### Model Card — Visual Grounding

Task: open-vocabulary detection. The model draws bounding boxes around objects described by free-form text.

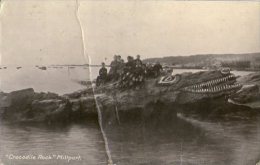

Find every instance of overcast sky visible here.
[1,0,260,66]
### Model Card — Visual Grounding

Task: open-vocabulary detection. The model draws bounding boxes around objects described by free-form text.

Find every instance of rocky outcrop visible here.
[230,85,259,104]
[0,88,97,123]
[1,70,260,123]
[230,72,260,108]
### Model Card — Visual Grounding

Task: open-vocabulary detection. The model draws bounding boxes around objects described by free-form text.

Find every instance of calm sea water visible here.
[0,66,259,165]
[0,120,107,165]
[0,66,91,95]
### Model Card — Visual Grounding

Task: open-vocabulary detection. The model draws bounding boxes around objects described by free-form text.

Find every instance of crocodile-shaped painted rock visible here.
[94,70,242,110]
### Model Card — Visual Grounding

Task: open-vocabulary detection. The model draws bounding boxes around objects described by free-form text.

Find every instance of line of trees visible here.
[221,61,251,69]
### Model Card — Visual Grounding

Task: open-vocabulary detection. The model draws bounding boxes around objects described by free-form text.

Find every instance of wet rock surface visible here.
[231,72,260,108]
[230,85,259,104]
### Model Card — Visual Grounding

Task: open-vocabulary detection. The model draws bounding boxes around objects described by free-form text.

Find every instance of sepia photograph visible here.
[0,0,260,165]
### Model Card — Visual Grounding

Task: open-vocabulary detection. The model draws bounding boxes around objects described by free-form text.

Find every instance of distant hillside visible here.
[143,52,260,70]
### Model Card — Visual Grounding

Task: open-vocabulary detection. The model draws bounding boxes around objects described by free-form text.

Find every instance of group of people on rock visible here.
[96,55,163,88]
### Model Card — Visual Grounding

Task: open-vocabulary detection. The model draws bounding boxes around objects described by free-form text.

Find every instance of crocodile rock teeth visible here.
[184,74,239,94]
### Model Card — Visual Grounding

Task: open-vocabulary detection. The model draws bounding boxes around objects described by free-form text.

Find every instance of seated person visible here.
[132,60,145,88]
[153,61,163,77]
[96,62,107,86]
[145,63,154,78]
[119,57,146,89]
[119,56,135,89]
[125,56,135,71]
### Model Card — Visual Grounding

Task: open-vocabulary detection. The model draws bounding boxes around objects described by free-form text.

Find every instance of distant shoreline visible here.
[1,52,260,72]
[0,65,259,72]
[166,66,260,72]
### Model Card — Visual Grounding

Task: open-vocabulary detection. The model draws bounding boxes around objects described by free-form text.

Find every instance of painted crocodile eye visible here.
[158,74,181,85]
[220,67,230,75]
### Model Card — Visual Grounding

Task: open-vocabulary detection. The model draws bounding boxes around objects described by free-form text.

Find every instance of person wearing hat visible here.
[96,62,108,86]
[134,54,142,65]
[119,56,135,89]
[133,60,145,88]
[153,61,163,77]
[116,55,125,76]
[108,55,120,81]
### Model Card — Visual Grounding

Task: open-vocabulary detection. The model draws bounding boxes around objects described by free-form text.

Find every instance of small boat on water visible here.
[39,66,47,70]
[17,67,22,69]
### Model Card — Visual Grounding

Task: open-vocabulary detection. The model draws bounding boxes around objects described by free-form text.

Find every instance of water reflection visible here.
[0,119,107,165]
[102,104,260,165]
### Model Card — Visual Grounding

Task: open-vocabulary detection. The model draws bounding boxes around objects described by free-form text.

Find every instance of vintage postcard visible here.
[0,0,260,165]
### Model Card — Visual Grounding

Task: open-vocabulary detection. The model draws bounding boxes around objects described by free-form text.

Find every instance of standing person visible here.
[135,54,142,65]
[109,55,118,75]
[108,55,119,81]
[96,62,107,86]
[125,56,135,72]
[117,55,125,76]
[117,55,124,63]
[153,61,163,77]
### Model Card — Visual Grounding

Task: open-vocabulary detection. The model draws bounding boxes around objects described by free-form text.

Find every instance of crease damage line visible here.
[74,0,114,164]
[0,0,4,90]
